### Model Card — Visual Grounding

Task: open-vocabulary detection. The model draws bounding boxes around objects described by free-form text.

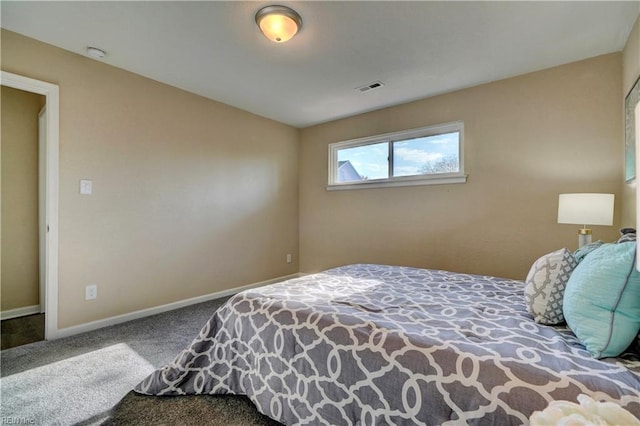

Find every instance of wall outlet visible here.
[85,284,97,300]
[286,253,292,264]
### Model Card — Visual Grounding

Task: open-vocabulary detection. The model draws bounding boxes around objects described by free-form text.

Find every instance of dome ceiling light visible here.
[255,5,302,43]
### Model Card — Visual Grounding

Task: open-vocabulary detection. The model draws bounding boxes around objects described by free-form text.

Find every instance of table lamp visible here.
[558,193,614,248]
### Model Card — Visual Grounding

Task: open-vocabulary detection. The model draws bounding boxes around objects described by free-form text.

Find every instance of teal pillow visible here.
[563,242,640,358]
[572,240,603,263]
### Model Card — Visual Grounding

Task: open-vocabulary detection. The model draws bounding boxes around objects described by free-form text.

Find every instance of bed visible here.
[135,264,640,425]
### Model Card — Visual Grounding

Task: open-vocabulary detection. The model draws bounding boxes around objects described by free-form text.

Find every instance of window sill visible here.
[326,174,468,191]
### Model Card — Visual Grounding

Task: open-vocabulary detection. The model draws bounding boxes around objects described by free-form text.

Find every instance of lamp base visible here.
[578,228,592,248]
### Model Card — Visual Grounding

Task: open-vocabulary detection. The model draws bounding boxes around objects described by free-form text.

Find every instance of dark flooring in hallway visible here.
[1,313,45,350]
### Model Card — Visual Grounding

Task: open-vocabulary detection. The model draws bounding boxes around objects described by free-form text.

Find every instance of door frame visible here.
[39,106,47,314]
[2,71,59,340]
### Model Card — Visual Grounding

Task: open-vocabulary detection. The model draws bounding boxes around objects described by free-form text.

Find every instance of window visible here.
[328,121,466,190]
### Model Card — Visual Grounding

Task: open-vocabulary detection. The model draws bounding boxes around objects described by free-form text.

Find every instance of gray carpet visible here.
[0,297,282,426]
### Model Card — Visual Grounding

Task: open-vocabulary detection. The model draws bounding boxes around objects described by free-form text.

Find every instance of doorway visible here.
[1,86,45,349]
[1,71,59,342]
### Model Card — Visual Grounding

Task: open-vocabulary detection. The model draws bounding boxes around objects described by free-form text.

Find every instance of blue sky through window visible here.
[394,132,459,176]
[337,132,459,180]
[338,142,388,180]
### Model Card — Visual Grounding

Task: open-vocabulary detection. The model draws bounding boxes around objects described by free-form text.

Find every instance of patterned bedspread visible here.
[135,264,640,425]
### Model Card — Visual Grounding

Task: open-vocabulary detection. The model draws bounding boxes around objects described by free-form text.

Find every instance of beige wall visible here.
[0,24,631,328]
[1,30,299,328]
[621,14,640,228]
[1,86,44,311]
[300,54,622,280]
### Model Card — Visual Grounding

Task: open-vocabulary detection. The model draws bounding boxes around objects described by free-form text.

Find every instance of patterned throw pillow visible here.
[616,227,636,244]
[524,248,578,325]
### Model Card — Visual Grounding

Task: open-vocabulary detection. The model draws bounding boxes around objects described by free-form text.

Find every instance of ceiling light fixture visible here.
[255,5,302,43]
[86,46,106,59]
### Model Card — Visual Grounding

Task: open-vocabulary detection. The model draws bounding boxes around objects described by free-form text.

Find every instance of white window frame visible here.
[327,121,467,190]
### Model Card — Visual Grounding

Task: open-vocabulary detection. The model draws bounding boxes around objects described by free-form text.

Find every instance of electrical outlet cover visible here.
[85,284,97,300]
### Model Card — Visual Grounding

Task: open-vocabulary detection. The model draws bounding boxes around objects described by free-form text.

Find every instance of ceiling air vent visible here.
[356,81,384,93]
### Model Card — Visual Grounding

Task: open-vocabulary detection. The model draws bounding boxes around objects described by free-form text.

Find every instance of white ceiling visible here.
[2,1,638,128]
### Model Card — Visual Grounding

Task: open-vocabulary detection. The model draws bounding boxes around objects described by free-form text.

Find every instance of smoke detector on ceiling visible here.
[86,46,106,59]
[356,81,384,93]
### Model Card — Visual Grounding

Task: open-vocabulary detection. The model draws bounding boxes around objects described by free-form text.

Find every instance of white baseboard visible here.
[55,273,301,339]
[1,304,42,320]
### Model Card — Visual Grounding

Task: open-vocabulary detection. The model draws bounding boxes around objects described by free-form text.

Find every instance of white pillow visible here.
[524,248,577,325]
[530,394,640,426]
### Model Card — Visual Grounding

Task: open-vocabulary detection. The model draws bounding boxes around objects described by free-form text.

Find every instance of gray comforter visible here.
[135,264,640,425]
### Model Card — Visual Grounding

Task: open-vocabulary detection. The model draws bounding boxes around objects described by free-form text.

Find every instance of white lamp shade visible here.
[558,193,614,226]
